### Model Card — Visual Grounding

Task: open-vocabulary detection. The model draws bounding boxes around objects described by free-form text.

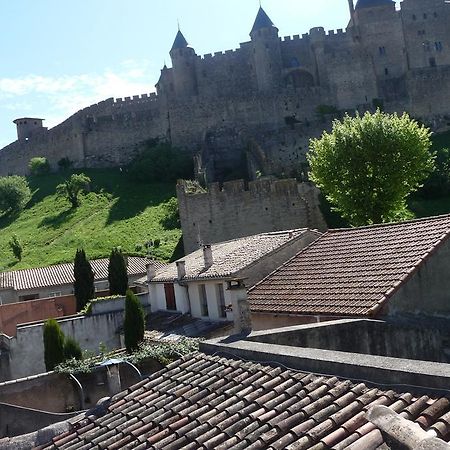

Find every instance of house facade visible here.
[142,229,322,322]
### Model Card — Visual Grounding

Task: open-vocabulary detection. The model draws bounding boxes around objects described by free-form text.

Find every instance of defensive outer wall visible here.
[177,178,327,254]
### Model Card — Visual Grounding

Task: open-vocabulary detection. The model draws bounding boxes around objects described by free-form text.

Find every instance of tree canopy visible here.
[108,247,128,295]
[56,173,91,208]
[74,249,95,311]
[308,110,434,226]
[0,175,31,215]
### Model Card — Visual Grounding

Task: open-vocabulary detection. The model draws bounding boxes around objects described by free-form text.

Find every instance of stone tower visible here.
[13,118,45,141]
[169,29,198,98]
[250,7,283,92]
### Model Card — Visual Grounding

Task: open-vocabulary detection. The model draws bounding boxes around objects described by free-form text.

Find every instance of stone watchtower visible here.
[250,7,283,92]
[169,29,198,98]
[13,118,45,142]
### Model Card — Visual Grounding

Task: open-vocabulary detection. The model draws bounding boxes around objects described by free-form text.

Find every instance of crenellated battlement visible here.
[201,47,241,60]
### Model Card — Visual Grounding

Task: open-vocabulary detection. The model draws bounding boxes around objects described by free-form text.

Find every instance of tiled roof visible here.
[249,214,450,316]
[0,257,162,292]
[148,229,316,283]
[251,6,276,33]
[171,30,188,50]
[38,352,450,450]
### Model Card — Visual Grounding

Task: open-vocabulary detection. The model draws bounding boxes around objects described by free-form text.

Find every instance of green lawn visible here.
[0,169,182,271]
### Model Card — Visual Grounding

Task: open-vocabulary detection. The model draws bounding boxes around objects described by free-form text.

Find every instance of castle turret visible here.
[13,118,46,141]
[250,7,282,92]
[169,29,198,98]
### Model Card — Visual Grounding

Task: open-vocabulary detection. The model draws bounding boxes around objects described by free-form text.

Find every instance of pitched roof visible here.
[249,214,450,316]
[38,352,450,449]
[251,6,276,34]
[148,229,317,283]
[171,30,188,51]
[0,257,163,292]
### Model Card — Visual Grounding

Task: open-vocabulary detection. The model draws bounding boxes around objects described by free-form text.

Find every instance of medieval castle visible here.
[1,0,449,180]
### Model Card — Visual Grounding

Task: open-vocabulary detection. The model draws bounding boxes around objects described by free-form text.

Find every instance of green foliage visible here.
[0,175,31,215]
[74,249,95,311]
[43,319,65,371]
[9,234,23,261]
[0,169,181,271]
[58,157,73,171]
[29,157,50,176]
[56,173,91,208]
[55,338,200,374]
[127,141,194,183]
[160,197,180,229]
[64,337,82,361]
[124,290,145,354]
[418,147,450,198]
[79,295,122,316]
[108,247,128,295]
[308,110,434,226]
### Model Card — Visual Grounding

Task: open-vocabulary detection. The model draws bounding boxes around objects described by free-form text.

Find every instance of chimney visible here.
[176,260,186,279]
[146,262,156,282]
[227,279,252,335]
[203,244,213,268]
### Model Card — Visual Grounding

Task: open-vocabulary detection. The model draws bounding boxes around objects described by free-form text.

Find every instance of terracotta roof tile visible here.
[249,214,450,316]
[38,353,450,450]
[149,229,316,283]
[0,256,162,291]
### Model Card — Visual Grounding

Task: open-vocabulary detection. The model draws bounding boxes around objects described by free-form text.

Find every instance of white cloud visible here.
[0,59,156,129]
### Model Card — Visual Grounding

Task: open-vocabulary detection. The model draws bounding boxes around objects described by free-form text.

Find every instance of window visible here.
[384,68,389,76]
[429,57,437,67]
[423,13,427,19]
[435,42,443,52]
[48,292,62,298]
[199,284,209,317]
[434,12,438,18]
[164,283,176,311]
[379,46,386,56]
[216,284,226,318]
[412,14,416,20]
[19,293,39,302]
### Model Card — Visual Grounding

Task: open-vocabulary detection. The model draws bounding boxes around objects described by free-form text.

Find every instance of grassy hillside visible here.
[0,169,182,271]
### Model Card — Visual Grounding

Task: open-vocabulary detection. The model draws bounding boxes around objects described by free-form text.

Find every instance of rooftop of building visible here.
[143,229,320,284]
[0,256,164,291]
[251,6,276,34]
[249,214,450,317]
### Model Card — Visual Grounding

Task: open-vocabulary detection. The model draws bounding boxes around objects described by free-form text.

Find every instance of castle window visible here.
[423,13,427,19]
[412,14,416,20]
[435,42,443,52]
[384,68,389,75]
[379,46,386,56]
[433,12,437,18]
[429,57,436,67]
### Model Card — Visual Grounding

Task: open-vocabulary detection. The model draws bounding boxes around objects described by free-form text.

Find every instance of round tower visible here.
[169,30,198,98]
[13,118,45,141]
[250,7,283,93]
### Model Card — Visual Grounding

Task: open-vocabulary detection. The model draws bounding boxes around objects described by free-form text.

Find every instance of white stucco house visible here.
[138,229,322,322]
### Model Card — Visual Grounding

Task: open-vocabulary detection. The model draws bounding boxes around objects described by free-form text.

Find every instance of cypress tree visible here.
[74,249,95,311]
[124,289,145,354]
[43,319,65,371]
[108,247,128,295]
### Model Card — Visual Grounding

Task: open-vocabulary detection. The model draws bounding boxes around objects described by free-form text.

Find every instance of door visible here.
[164,283,176,311]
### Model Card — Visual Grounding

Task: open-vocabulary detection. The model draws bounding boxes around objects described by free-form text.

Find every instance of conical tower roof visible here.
[251,7,276,34]
[171,30,189,51]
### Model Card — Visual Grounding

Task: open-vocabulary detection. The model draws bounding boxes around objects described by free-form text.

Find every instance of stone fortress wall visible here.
[1,0,450,180]
[177,178,327,253]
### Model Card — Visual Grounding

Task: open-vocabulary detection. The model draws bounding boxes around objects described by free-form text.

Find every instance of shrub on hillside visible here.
[56,173,91,208]
[124,290,145,354]
[9,234,23,261]
[29,157,50,176]
[0,175,31,215]
[128,141,194,183]
[161,197,180,229]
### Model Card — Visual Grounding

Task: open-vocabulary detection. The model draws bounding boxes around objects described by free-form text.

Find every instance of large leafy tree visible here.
[74,249,95,311]
[123,289,145,354]
[308,110,434,226]
[43,319,65,371]
[56,173,91,208]
[0,175,31,215]
[108,247,128,295]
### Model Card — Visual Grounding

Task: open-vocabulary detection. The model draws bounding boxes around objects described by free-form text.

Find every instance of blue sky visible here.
[0,1,365,149]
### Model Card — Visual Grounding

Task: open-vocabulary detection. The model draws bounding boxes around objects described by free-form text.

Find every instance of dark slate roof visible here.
[251,7,276,33]
[171,30,188,50]
[355,0,394,9]
[249,214,450,316]
[0,257,165,291]
[38,352,450,449]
